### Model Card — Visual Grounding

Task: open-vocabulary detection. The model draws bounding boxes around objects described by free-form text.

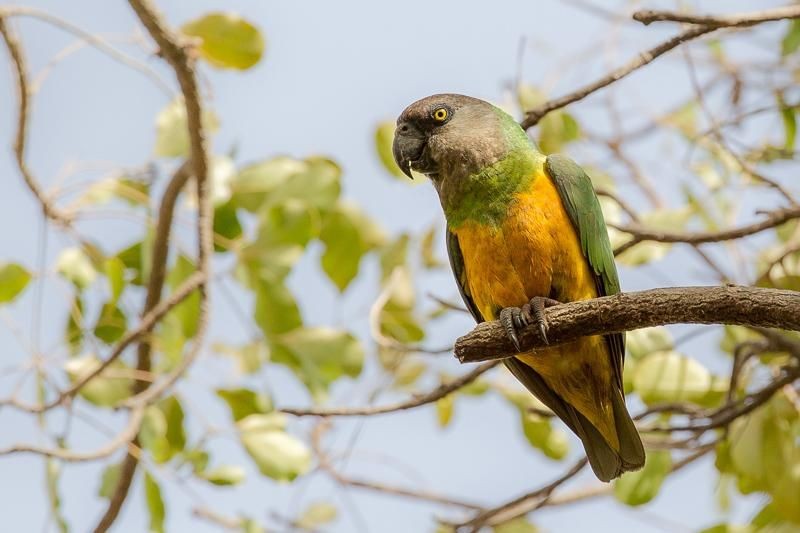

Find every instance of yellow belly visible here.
[451,168,617,445]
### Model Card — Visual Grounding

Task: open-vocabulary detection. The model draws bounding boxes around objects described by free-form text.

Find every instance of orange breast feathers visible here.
[451,168,599,317]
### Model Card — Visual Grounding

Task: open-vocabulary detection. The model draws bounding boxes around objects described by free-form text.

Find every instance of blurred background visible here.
[0,0,798,532]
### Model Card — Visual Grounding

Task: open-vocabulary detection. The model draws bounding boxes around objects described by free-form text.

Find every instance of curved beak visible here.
[392,122,426,179]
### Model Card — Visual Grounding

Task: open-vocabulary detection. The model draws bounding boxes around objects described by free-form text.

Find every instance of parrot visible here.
[391,93,645,481]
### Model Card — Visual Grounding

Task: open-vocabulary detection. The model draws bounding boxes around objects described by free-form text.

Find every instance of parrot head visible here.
[392,93,529,183]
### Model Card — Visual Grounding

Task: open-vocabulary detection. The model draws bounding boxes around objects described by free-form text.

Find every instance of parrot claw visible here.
[522,296,562,346]
[499,307,524,352]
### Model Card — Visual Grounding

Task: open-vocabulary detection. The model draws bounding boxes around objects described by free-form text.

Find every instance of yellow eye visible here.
[432,107,448,122]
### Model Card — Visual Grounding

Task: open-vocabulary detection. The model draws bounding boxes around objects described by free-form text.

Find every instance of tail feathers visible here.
[573,390,645,482]
[503,358,645,482]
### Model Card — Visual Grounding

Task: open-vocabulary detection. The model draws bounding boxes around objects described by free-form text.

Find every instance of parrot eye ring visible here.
[431,107,449,123]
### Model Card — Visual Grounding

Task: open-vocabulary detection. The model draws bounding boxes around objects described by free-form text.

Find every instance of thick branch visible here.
[455,286,800,363]
[633,6,800,27]
[520,4,800,128]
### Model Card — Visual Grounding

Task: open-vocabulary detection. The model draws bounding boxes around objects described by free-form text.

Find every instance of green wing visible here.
[545,154,625,389]
[446,227,483,323]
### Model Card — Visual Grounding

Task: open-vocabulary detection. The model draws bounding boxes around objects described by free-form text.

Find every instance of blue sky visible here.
[0,0,787,531]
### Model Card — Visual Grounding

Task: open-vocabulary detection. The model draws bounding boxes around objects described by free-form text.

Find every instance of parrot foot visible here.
[499,297,561,352]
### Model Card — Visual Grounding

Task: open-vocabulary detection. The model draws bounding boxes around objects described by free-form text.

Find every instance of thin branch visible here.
[0,16,73,225]
[633,6,800,27]
[281,361,499,417]
[520,4,800,128]
[455,286,800,363]
[612,205,800,256]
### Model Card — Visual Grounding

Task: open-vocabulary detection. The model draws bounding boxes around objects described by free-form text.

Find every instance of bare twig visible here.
[0,16,73,225]
[281,361,499,417]
[633,6,800,27]
[521,4,800,128]
[455,286,800,363]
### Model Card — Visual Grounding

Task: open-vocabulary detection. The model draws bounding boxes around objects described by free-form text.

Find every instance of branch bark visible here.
[633,6,800,27]
[455,286,800,363]
[520,4,800,128]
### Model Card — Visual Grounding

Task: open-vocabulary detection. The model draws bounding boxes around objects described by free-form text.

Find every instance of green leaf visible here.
[296,502,338,530]
[633,351,715,405]
[154,97,219,158]
[520,410,568,460]
[538,111,580,154]
[201,465,246,486]
[167,255,201,338]
[183,448,210,475]
[615,207,693,266]
[65,355,133,407]
[104,257,125,303]
[140,396,186,463]
[614,450,672,506]
[375,121,405,178]
[626,327,673,360]
[781,19,800,56]
[241,519,266,533]
[213,199,243,252]
[216,388,273,421]
[780,99,797,151]
[98,463,121,499]
[272,327,364,399]
[493,517,539,533]
[378,267,424,344]
[436,393,454,428]
[93,302,127,344]
[181,12,265,70]
[57,248,96,289]
[46,459,69,533]
[0,262,31,303]
[420,225,443,268]
[253,279,302,337]
[144,473,165,533]
[161,396,186,457]
[319,201,385,291]
[117,241,145,286]
[230,156,307,212]
[65,295,84,355]
[238,414,311,482]
[213,342,268,374]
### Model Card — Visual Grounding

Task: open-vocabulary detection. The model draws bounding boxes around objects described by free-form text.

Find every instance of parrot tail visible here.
[503,358,645,482]
[573,388,645,482]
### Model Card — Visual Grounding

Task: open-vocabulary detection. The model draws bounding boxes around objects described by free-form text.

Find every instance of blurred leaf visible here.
[155,97,219,158]
[213,342,268,374]
[93,302,127,344]
[253,278,302,337]
[520,409,569,460]
[375,121,405,178]
[296,502,338,530]
[538,111,580,154]
[140,396,185,463]
[98,463,121,499]
[238,414,311,482]
[167,255,201,338]
[45,459,68,533]
[183,448,210,475]
[64,295,84,355]
[213,199,243,252]
[241,519,266,533]
[615,208,693,266]
[614,450,672,506]
[781,19,800,56]
[117,241,146,286]
[161,396,186,458]
[626,327,673,360]
[436,393,454,428]
[57,248,96,289]
[380,234,410,281]
[104,257,125,303]
[421,225,443,268]
[0,262,31,303]
[78,176,150,207]
[779,98,797,151]
[633,351,717,405]
[64,355,133,407]
[144,473,165,533]
[229,157,307,212]
[201,465,246,486]
[217,388,273,421]
[181,12,265,70]
[517,84,546,111]
[493,517,539,533]
[272,327,364,399]
[319,201,385,291]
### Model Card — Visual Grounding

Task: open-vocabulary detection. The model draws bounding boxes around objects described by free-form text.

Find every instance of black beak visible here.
[392,122,426,179]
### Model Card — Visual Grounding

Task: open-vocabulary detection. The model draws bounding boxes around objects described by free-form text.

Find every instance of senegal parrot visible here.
[392,94,645,481]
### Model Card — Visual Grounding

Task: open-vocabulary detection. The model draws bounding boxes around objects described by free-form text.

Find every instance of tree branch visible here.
[633,6,800,27]
[0,15,73,225]
[520,4,800,128]
[611,205,800,256]
[455,286,800,363]
[281,361,499,417]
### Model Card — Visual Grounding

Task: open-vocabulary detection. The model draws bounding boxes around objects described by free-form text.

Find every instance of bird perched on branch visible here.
[392,94,644,481]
